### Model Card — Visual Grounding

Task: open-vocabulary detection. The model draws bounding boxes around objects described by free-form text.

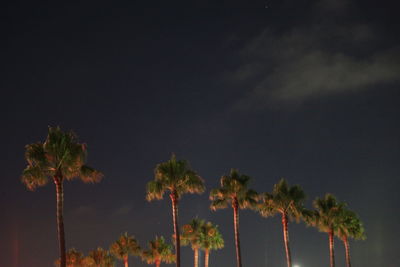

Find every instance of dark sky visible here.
[1,1,399,266]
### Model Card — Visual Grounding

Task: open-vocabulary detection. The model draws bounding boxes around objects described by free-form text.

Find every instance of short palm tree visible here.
[181,218,204,267]
[200,221,224,267]
[22,127,102,267]
[310,194,346,267]
[102,254,116,267]
[55,248,86,267]
[87,247,116,267]
[141,236,175,267]
[257,179,307,267]
[336,209,366,267]
[146,154,205,267]
[110,233,141,267]
[209,169,258,267]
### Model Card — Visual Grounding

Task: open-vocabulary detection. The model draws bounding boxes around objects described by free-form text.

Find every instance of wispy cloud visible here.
[230,1,400,109]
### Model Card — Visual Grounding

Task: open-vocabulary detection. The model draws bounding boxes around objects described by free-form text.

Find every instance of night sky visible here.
[1,1,399,266]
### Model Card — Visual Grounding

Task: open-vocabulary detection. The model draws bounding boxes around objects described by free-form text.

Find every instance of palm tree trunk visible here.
[329,228,335,267]
[194,248,199,267]
[54,176,66,267]
[170,191,181,267]
[233,198,242,267]
[124,256,129,267]
[343,237,351,267]
[204,249,210,267]
[282,213,292,267]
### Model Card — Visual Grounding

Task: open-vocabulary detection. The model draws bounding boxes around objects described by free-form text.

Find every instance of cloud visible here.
[230,3,400,109]
[242,48,399,108]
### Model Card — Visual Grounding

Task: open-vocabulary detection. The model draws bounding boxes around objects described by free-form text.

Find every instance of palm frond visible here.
[257,193,277,217]
[239,189,259,209]
[210,198,229,211]
[79,165,103,183]
[21,165,49,190]
[146,180,166,201]
[25,143,47,166]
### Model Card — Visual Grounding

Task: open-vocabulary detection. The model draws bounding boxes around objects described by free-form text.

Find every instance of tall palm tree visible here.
[181,218,204,267]
[336,209,366,267]
[199,221,224,267]
[257,179,307,267]
[146,154,205,267]
[55,248,86,267]
[209,169,258,267]
[110,233,141,267]
[22,127,103,267]
[310,194,345,267]
[141,236,175,267]
[87,247,116,267]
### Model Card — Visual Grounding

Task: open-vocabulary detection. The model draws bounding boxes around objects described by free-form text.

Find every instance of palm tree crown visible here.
[146,154,205,201]
[87,247,116,267]
[141,236,175,267]
[336,209,366,241]
[88,247,107,265]
[258,179,306,220]
[54,248,85,267]
[22,126,102,190]
[312,194,346,232]
[200,221,224,252]
[209,169,258,211]
[110,233,141,267]
[181,218,204,250]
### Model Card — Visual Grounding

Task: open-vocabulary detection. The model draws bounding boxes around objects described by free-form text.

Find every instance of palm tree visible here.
[199,221,224,267]
[87,247,116,267]
[55,248,86,267]
[310,194,346,267]
[102,254,116,267]
[22,127,103,267]
[181,218,204,267]
[257,179,307,267]
[336,209,366,267]
[146,154,205,267]
[110,233,141,267]
[209,169,258,267]
[141,236,175,267]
